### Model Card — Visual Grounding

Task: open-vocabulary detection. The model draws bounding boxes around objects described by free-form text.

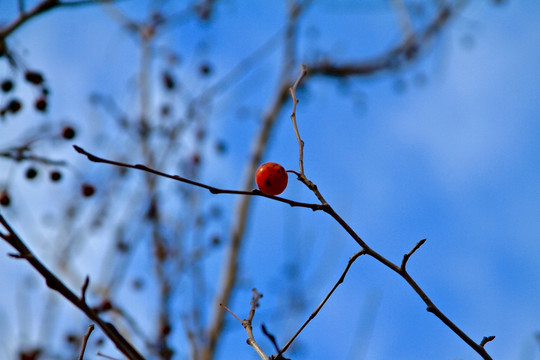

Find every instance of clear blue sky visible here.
[1,1,539,359]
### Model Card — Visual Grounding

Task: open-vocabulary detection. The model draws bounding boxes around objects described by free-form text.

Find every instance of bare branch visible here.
[278,250,366,356]
[401,238,427,271]
[0,0,112,41]
[287,65,328,205]
[97,353,121,360]
[306,1,468,78]
[261,324,280,354]
[289,64,307,176]
[78,324,95,360]
[0,214,145,360]
[219,303,242,323]
[222,289,269,360]
[73,145,325,212]
[0,149,68,166]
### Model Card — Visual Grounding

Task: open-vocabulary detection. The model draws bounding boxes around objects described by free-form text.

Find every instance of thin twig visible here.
[321,206,494,359]
[73,145,326,212]
[219,304,242,323]
[222,289,269,360]
[401,238,427,271]
[306,1,468,78]
[261,324,280,354]
[0,150,68,166]
[289,64,308,175]
[78,324,95,360]
[97,352,121,360]
[0,0,111,40]
[278,250,366,357]
[288,65,328,205]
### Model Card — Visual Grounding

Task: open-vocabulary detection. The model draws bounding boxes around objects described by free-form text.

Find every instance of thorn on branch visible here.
[480,335,496,348]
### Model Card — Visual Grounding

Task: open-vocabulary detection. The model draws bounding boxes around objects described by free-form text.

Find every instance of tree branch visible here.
[73,145,325,212]
[78,324,95,360]
[401,238,427,271]
[306,1,468,78]
[221,289,269,360]
[0,214,145,360]
[0,0,111,41]
[278,250,366,357]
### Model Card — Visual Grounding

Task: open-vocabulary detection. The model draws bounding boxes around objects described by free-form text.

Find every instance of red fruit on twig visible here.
[255,162,288,195]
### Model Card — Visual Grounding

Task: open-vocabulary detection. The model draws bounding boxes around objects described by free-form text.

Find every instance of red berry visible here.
[24,71,44,85]
[7,99,22,114]
[81,183,95,197]
[50,170,62,182]
[25,167,38,179]
[1,79,13,92]
[61,126,76,139]
[0,190,10,207]
[34,97,47,112]
[255,162,288,196]
[162,72,175,90]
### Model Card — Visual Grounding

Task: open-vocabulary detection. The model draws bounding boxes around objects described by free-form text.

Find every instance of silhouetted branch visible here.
[401,238,427,271]
[287,65,327,205]
[0,148,67,166]
[261,324,280,354]
[278,250,366,357]
[74,138,494,359]
[73,145,325,212]
[306,1,468,78]
[221,289,269,360]
[0,214,145,360]
[282,64,494,360]
[289,64,307,176]
[78,324,95,360]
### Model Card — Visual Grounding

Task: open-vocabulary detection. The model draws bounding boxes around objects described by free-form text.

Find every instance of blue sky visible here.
[1,1,540,359]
